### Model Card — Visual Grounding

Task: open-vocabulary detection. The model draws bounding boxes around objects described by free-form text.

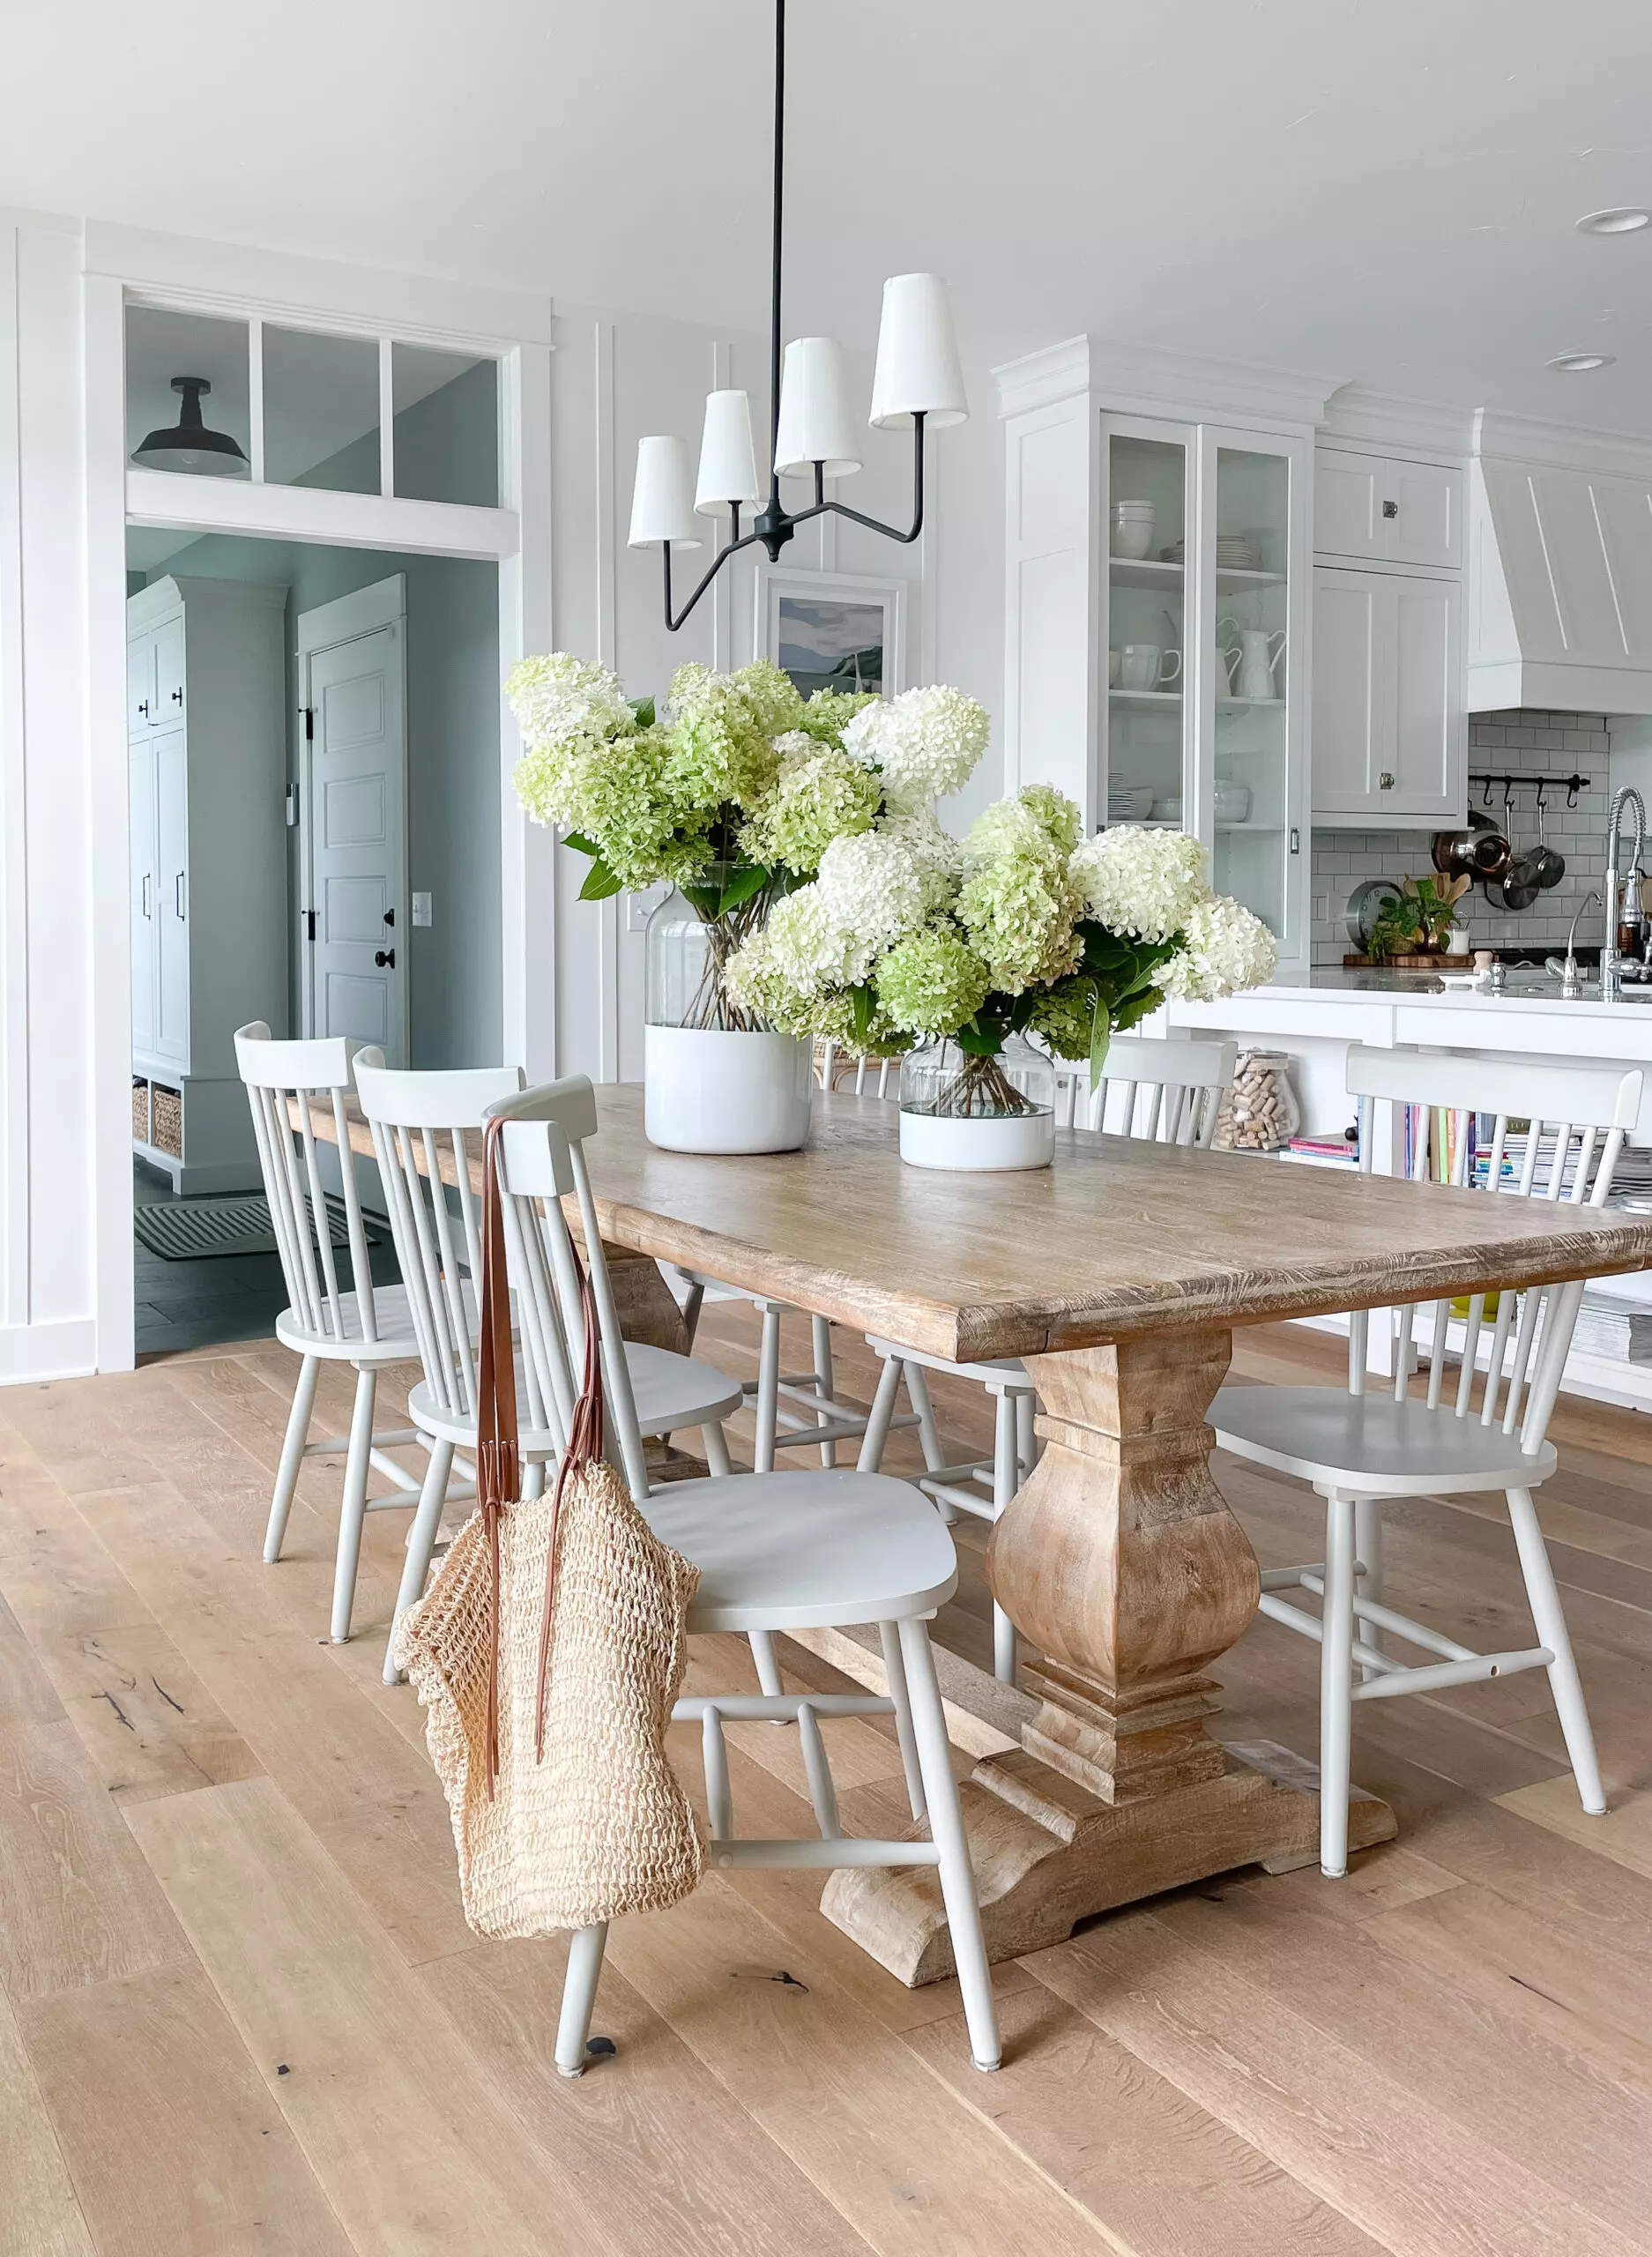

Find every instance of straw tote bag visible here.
[392,1116,704,1938]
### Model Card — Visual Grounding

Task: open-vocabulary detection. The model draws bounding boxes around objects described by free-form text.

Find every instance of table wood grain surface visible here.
[301,1083,1652,1982]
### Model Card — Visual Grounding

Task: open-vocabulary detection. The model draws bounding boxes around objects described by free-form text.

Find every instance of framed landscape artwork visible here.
[759,569,904,700]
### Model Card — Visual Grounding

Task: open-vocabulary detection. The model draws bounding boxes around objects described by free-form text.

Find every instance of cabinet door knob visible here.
[374,948,396,970]
[170,687,183,705]
[138,699,149,717]
[1381,499,1399,518]
[1379,771,1395,790]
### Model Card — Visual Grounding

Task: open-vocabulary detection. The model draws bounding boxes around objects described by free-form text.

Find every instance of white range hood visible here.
[1470,413,1652,714]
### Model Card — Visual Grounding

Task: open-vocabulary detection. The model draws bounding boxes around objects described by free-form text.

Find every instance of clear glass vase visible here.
[898,1034,1056,1172]
[644,866,775,1033]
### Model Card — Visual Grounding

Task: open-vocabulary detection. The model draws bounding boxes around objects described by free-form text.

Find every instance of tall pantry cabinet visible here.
[128,575,289,1193]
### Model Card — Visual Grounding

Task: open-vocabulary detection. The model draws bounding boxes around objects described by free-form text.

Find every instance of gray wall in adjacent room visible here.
[138,531,501,1069]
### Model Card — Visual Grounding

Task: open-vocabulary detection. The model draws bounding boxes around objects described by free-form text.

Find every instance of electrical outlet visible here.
[412,892,432,927]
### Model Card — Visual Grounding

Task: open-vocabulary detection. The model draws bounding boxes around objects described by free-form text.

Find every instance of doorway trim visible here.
[296,574,410,1064]
[81,228,554,1375]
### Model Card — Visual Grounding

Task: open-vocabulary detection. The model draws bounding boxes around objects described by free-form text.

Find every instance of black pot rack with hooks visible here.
[1470,771,1591,810]
[658,0,929,632]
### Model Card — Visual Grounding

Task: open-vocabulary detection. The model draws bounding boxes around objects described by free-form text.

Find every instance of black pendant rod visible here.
[660,0,929,630]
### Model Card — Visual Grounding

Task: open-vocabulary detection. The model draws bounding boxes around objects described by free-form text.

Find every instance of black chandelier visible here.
[628,0,968,631]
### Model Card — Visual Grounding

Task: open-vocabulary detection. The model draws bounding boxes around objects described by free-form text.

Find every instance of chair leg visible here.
[1507,1486,1605,1815]
[754,1305,783,1475]
[897,1618,1001,2071]
[748,1628,784,1697]
[904,1364,946,1474]
[1353,1494,1385,1680]
[811,1315,837,1468]
[1320,1491,1358,1878]
[554,1921,611,2078]
[856,1352,904,1472]
[264,1354,319,1564]
[679,1277,705,1350]
[330,1365,377,1645]
[701,1421,733,1478]
[384,1437,453,1686]
[990,1391,1019,1684]
[879,1620,926,1821]
[1015,1387,1038,1479]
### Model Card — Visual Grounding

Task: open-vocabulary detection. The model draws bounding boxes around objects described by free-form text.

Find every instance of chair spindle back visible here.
[1052,1032,1238,1143]
[234,1022,376,1345]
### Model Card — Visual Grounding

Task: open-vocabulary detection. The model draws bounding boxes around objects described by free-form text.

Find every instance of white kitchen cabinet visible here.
[1311,565,1463,823]
[1315,448,1462,572]
[128,574,289,1192]
[998,339,1331,987]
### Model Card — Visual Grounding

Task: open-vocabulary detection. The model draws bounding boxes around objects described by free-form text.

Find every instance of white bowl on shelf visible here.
[1151,797,1183,823]
[1109,501,1156,560]
[1214,783,1252,823]
[1106,786,1155,823]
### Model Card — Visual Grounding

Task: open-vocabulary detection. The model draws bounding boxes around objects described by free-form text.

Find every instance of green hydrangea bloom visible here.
[576,726,716,889]
[742,741,882,872]
[1018,783,1083,854]
[667,662,790,808]
[956,846,1083,995]
[1026,976,1098,1063]
[798,686,878,743]
[874,926,991,1039]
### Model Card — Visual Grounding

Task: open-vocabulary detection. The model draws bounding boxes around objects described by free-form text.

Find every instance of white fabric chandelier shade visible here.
[869,273,969,431]
[773,338,861,478]
[628,436,701,549]
[695,390,763,519]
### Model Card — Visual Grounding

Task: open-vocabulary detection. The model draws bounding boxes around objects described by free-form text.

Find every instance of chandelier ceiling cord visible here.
[628,0,969,631]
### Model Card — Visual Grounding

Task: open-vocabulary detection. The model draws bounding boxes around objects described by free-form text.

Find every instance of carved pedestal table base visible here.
[821,1327,1395,1981]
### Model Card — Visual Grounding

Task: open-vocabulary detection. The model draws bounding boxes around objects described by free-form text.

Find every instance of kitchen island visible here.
[1168,972,1652,1410]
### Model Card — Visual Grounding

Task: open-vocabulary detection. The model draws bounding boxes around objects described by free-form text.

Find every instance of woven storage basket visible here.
[151,1084,182,1157]
[130,1078,150,1144]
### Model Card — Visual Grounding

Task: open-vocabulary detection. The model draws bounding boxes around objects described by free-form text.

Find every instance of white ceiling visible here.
[12,0,1652,431]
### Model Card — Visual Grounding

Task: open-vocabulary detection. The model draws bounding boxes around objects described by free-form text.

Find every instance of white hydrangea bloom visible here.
[842,685,990,806]
[1070,826,1208,943]
[764,885,853,989]
[878,803,964,916]
[813,831,928,982]
[506,652,633,749]
[770,729,815,757]
[1157,896,1278,1001]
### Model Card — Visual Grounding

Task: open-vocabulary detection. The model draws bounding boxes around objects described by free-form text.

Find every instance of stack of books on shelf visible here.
[1279,1134,1360,1169]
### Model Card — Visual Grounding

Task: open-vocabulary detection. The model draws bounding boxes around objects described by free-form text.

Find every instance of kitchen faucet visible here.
[1603,786,1647,1000]
[1559,891,1602,997]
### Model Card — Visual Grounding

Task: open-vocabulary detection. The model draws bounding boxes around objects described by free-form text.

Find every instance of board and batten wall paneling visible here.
[545,304,958,1087]
[0,212,100,1382]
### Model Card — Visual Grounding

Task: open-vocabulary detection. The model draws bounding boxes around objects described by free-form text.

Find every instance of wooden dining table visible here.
[304,1082,1652,1987]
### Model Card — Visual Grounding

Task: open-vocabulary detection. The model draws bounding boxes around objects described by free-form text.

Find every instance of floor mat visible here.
[133,1194,380,1263]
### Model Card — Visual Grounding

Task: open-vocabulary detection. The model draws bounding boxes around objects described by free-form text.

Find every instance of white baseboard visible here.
[0,1318,99,1386]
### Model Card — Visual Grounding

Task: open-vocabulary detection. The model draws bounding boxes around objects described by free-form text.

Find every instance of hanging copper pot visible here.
[1431,823,1510,882]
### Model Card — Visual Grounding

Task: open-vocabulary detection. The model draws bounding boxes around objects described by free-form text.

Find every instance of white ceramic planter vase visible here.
[644,1024,813,1154]
[897,1107,1054,1172]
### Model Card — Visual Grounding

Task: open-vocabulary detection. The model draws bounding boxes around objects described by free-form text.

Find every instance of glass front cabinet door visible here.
[1100,414,1309,984]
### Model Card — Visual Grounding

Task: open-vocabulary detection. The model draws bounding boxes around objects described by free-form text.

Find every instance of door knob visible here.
[375,948,396,969]
[1381,499,1399,519]
[1379,771,1395,790]
[171,688,183,705]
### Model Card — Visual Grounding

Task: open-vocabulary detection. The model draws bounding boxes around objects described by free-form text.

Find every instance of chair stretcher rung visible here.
[770,1418,882,1452]
[919,1479,998,1522]
[1351,1647,1552,1700]
[1257,1592,1394,1677]
[363,1489,424,1511]
[703,1837,941,1869]
[1299,1573,1479,1664]
[676,1694,894,1721]
[1260,1562,1324,1591]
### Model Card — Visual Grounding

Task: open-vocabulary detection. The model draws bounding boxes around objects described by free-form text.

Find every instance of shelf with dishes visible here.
[1108,689,1284,709]
[1109,555,1285,593]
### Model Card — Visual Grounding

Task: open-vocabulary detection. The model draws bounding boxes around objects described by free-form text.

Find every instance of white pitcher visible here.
[1235,628,1286,701]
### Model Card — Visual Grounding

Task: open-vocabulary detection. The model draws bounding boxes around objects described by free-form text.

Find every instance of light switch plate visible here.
[412,891,433,927]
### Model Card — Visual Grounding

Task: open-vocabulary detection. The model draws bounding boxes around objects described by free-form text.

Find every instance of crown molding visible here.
[1473,407,1652,481]
[993,334,1341,431]
[1318,385,1472,461]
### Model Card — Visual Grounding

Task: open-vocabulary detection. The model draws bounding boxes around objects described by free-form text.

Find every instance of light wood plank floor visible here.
[4,1308,1652,2254]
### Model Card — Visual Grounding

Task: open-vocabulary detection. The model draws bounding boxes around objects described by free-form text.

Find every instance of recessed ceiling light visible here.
[1546,351,1616,372]
[1576,207,1651,235]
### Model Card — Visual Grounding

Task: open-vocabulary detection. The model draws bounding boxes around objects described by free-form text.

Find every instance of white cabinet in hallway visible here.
[128,575,289,1193]
[1311,564,1462,823]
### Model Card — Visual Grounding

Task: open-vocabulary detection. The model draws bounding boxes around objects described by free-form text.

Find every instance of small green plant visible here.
[1366,873,1469,960]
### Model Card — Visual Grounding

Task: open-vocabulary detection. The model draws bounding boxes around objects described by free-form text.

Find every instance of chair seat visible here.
[407,1342,744,1451]
[644,1470,957,1631]
[275,1285,423,1364]
[866,1336,1031,1390]
[1212,1382,1557,1496]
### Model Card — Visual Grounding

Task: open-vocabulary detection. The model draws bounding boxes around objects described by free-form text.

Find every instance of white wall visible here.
[0,211,98,1382]
[541,309,1008,1085]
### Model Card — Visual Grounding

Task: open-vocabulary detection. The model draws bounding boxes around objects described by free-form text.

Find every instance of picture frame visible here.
[758,568,905,701]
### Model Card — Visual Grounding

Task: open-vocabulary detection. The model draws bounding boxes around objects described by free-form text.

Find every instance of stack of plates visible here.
[1106,786,1155,823]
[1158,537,1261,571]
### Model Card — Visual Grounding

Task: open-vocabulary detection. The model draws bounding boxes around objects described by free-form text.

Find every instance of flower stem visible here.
[917,1052,1038,1119]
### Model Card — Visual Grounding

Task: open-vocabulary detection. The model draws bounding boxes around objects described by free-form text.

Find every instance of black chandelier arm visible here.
[783,414,930,547]
[660,518,766,634]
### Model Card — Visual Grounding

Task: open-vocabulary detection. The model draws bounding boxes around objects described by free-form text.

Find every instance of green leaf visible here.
[956,1017,1006,1059]
[562,831,601,858]
[1088,997,1113,1091]
[631,696,656,728]
[577,859,622,902]
[851,984,875,1044]
[714,863,770,917]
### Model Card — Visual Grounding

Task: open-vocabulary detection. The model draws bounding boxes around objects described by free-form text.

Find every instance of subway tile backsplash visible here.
[1311,711,1612,965]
